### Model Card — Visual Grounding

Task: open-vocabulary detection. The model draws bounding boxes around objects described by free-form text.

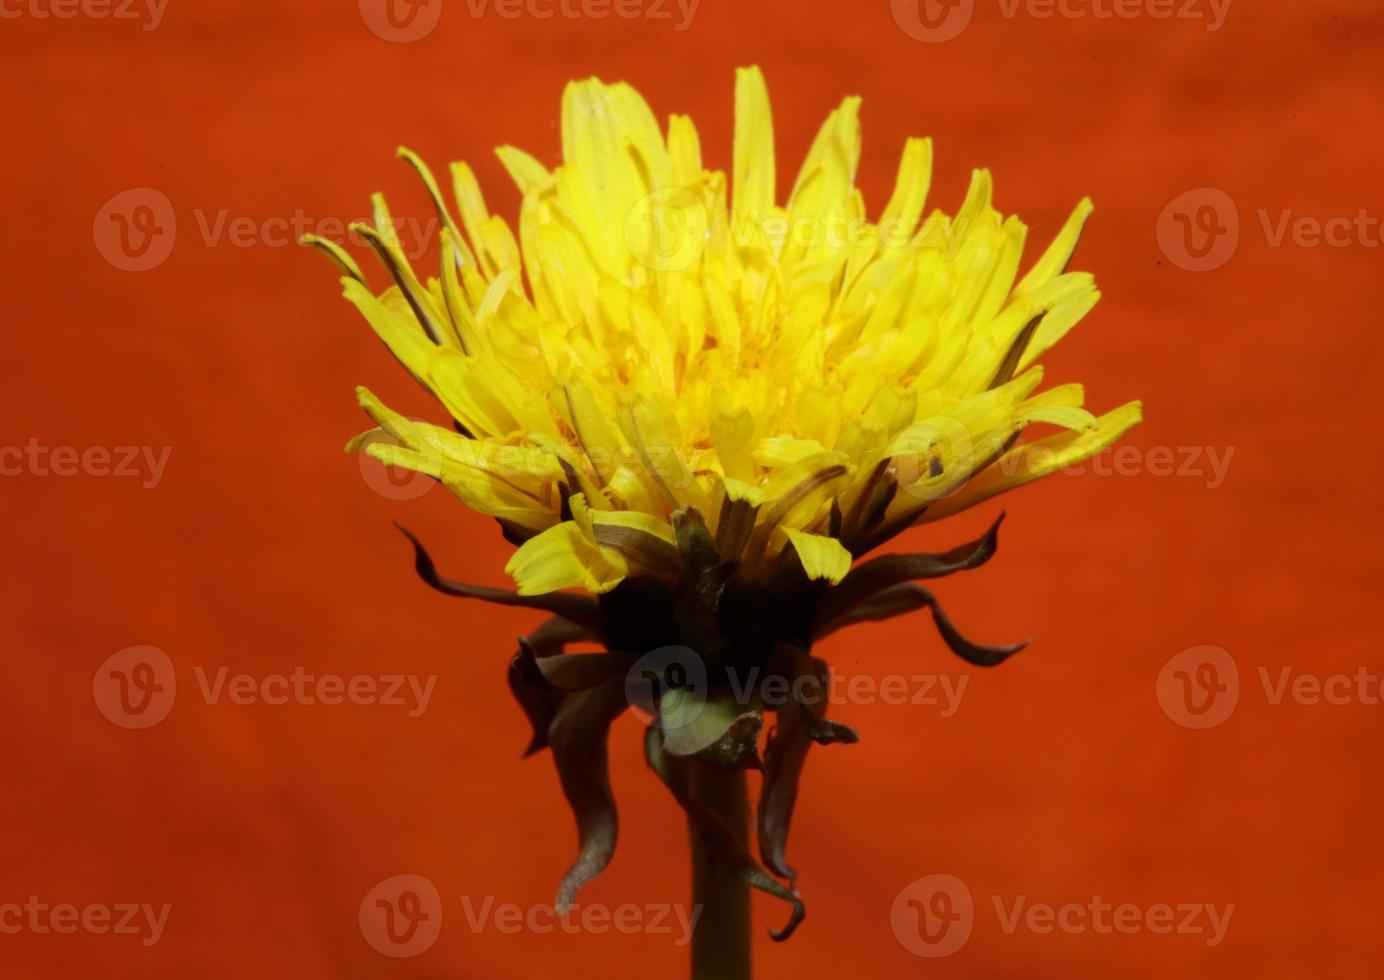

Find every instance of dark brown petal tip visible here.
[644,727,806,942]
[813,581,1027,665]
[535,650,639,692]
[807,718,860,746]
[526,616,595,651]
[508,640,559,758]
[395,523,605,637]
[814,513,1006,638]
[510,617,596,756]
[759,650,855,886]
[759,715,809,884]
[549,682,629,914]
[914,585,1029,667]
[811,582,932,640]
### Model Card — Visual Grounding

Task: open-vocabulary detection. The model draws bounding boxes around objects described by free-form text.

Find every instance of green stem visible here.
[687,765,752,980]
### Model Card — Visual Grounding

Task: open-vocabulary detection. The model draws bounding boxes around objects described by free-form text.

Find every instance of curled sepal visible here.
[826,583,1027,666]
[527,616,596,650]
[643,727,806,942]
[396,524,605,637]
[814,513,1005,634]
[808,717,859,746]
[910,584,1028,667]
[812,581,934,640]
[536,650,638,691]
[549,681,629,913]
[759,718,809,882]
[771,644,861,748]
[508,640,559,758]
[508,618,592,757]
[758,650,853,883]
[661,689,763,770]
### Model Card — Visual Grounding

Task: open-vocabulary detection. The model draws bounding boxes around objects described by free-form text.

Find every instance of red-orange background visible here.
[4,1,1383,976]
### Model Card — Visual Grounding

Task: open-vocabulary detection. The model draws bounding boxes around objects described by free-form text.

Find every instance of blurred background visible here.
[3,0,1382,976]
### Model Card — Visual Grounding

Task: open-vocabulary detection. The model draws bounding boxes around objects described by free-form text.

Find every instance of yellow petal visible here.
[732,66,775,230]
[1015,197,1095,297]
[505,521,628,594]
[924,401,1144,522]
[879,137,933,241]
[778,527,853,584]
[341,278,434,381]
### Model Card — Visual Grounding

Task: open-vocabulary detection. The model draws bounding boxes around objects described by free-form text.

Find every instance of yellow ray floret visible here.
[320,67,1141,594]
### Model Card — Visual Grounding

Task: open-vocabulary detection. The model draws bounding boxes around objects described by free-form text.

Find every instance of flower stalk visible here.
[688,766,753,980]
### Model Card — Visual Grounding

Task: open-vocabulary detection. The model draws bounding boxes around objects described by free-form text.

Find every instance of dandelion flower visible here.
[306,66,1140,951]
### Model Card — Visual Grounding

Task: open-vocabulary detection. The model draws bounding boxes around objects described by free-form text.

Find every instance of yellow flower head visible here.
[309,66,1140,596]
[309,69,1143,938]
